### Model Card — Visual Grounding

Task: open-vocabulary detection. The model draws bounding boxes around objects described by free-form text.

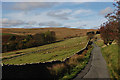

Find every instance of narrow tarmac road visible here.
[74,43,110,79]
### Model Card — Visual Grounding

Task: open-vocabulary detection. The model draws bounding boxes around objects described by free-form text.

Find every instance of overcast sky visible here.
[1,1,115,29]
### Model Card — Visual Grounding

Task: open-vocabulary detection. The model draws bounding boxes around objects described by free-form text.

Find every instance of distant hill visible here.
[2,28,97,40]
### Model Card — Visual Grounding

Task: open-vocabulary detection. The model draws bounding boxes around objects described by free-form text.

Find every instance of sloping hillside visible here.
[2,28,97,40]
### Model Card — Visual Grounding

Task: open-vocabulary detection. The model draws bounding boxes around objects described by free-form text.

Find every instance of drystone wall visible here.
[2,41,92,79]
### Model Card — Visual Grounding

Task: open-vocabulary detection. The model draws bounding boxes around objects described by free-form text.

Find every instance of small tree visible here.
[44,30,56,43]
[100,1,120,45]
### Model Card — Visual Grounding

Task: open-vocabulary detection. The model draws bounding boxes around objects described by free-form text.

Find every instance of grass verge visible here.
[101,44,118,79]
[95,35,118,79]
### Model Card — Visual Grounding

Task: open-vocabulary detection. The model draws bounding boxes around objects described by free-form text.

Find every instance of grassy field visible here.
[0,33,15,35]
[95,34,119,79]
[3,36,88,65]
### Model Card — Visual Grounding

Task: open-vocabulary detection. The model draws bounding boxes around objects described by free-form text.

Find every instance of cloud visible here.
[1,18,36,27]
[27,21,36,25]
[47,9,72,20]
[7,2,58,11]
[64,25,86,29]
[100,7,113,15]
[2,2,109,29]
[73,9,92,15]
[2,18,25,27]
[5,10,64,23]
[2,8,95,28]
[39,21,62,27]
[2,0,113,2]
[47,9,93,20]
[5,12,27,20]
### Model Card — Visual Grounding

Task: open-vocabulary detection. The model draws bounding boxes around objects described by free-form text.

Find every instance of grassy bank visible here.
[47,45,93,80]
[3,36,88,65]
[95,34,118,79]
[101,44,118,79]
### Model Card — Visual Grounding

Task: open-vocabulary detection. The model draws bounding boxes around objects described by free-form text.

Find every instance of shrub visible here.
[100,1,119,45]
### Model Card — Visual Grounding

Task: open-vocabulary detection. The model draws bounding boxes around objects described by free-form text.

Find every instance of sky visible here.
[1,1,115,29]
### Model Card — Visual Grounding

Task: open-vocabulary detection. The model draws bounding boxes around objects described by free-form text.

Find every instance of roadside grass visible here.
[95,35,119,79]
[3,36,88,64]
[95,39,104,47]
[101,44,118,79]
[47,45,93,80]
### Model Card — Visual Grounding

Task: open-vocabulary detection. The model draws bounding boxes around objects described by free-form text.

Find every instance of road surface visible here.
[74,43,110,79]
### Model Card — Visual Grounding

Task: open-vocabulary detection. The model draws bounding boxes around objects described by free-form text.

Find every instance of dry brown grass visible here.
[66,54,84,67]
[2,28,97,40]
[47,47,90,76]
[47,63,66,76]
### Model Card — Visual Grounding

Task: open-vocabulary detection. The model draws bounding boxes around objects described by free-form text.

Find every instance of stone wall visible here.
[2,41,92,79]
